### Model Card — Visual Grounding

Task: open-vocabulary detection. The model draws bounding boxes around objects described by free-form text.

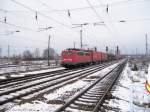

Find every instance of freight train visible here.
[61,48,120,68]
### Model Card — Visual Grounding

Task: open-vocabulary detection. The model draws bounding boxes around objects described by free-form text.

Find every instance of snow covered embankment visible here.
[106,62,150,112]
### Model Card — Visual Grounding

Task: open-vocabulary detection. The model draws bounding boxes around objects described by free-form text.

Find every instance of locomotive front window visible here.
[85,53,90,56]
[77,52,84,56]
[63,51,73,56]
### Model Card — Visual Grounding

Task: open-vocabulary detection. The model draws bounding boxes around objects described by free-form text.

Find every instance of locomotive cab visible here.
[61,49,92,68]
[61,50,75,67]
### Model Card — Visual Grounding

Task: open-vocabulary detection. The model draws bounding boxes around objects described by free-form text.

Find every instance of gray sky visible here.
[0,0,150,56]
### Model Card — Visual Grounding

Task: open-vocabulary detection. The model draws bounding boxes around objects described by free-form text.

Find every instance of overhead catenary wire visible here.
[1,7,149,31]
[0,0,150,13]
[0,0,81,42]
[36,0,96,49]
[97,0,119,43]
[0,0,149,31]
[0,8,150,35]
[38,1,76,35]
[0,20,80,49]
[0,8,58,33]
[0,10,80,47]
[11,0,96,48]
[36,0,72,19]
[109,0,150,6]
[93,18,150,24]
[11,0,72,30]
[0,20,35,31]
[85,0,112,32]
[0,0,148,13]
[37,0,55,11]
[0,8,41,33]
[10,0,86,41]
[86,0,122,50]
[0,19,50,37]
[122,18,150,22]
[0,9,49,36]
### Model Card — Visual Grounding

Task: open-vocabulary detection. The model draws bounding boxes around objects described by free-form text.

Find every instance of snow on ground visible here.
[11,74,26,78]
[0,64,60,74]
[19,67,65,76]
[0,76,7,79]
[0,60,60,76]
[7,101,60,112]
[0,67,65,80]
[44,80,89,102]
[106,62,150,112]
[85,62,120,80]
[6,80,89,112]
[106,63,131,111]
[44,62,122,103]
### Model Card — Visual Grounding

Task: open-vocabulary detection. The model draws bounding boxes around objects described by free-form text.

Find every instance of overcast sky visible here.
[0,0,150,56]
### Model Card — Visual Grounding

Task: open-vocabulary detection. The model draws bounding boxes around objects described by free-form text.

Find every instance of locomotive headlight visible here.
[63,59,72,62]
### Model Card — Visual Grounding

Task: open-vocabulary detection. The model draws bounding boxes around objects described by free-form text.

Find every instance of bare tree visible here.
[33,48,40,59]
[23,50,33,60]
[12,54,22,64]
[42,48,58,60]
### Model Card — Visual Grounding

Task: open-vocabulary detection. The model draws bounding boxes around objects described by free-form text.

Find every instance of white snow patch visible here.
[0,76,6,79]
[11,74,25,77]
[19,67,65,75]
[44,80,88,101]
[108,63,131,111]
[87,63,119,78]
[7,101,60,112]
[107,62,150,112]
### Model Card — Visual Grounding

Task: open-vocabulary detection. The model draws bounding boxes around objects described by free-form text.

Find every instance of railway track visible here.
[54,60,127,112]
[0,63,60,76]
[0,63,109,89]
[0,64,18,68]
[0,69,68,89]
[0,61,117,111]
[0,61,116,89]
[0,67,66,85]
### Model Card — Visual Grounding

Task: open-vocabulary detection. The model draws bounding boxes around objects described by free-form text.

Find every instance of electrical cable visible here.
[0,0,148,15]
[86,0,112,32]
[0,20,35,31]
[11,0,71,29]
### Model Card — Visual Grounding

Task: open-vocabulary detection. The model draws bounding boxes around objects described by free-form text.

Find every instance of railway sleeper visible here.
[83,94,102,98]
[68,104,93,111]
[87,91,104,95]
[77,98,98,103]
[87,90,105,93]
[90,88,107,94]
[91,85,109,89]
[101,82,112,86]
[88,90,106,94]
[84,92,103,96]
[74,100,96,106]
[102,105,121,112]
[81,95,99,100]
[70,102,96,111]
[88,88,103,92]
[80,95,99,100]
[91,86,110,91]
[92,85,107,89]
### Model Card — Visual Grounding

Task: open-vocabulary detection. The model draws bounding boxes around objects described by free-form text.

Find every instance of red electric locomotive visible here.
[61,49,92,68]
